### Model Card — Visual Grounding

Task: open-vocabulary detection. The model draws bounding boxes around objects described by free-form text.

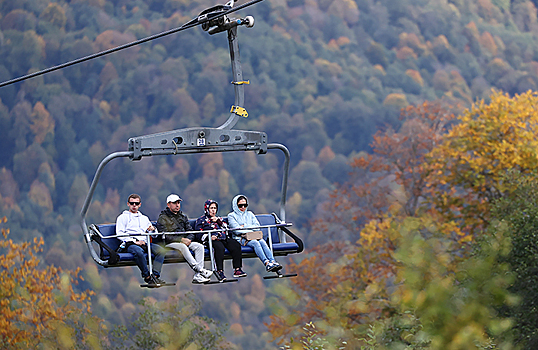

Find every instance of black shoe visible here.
[154,276,167,285]
[269,262,283,272]
[144,274,160,288]
[214,270,227,282]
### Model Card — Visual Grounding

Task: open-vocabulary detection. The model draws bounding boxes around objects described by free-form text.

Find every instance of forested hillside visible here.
[1,0,538,348]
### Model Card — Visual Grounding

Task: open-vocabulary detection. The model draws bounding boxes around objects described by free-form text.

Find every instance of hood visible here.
[204,199,219,217]
[231,194,249,216]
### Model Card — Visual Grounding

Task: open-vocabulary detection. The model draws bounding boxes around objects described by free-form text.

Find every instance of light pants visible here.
[166,241,205,273]
[243,238,276,265]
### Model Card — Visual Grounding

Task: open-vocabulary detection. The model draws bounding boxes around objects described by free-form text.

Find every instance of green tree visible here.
[492,170,538,348]
[107,293,229,350]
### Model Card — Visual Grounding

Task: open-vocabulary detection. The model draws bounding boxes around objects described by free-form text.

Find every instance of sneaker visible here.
[200,268,213,279]
[192,273,210,284]
[233,268,247,278]
[144,274,160,288]
[266,262,274,272]
[153,276,167,285]
[214,270,227,282]
[268,262,283,272]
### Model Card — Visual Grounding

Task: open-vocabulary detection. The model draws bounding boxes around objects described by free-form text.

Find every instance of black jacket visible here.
[155,207,194,244]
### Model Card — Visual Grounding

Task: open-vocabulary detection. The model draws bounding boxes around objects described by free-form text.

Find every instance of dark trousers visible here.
[127,243,165,279]
[212,238,242,271]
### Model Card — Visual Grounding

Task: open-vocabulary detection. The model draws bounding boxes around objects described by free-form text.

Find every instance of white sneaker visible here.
[200,268,213,279]
[192,273,210,284]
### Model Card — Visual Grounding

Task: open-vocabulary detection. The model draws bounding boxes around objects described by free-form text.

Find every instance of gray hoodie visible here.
[227,194,261,241]
[115,210,153,242]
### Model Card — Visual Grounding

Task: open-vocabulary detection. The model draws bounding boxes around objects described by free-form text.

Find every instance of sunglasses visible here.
[129,201,141,206]
[238,203,248,208]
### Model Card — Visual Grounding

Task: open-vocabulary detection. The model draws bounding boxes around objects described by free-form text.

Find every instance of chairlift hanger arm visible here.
[0,0,263,88]
[128,128,267,160]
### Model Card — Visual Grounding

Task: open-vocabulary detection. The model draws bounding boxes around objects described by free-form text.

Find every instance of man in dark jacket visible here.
[156,194,213,284]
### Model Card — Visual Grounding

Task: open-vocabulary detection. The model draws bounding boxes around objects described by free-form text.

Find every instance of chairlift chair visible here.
[78,0,304,286]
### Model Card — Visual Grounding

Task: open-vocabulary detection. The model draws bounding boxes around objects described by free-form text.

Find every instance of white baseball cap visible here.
[166,194,182,203]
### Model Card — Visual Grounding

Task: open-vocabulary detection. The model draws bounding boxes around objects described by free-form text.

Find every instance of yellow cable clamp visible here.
[231,80,250,85]
[230,105,248,118]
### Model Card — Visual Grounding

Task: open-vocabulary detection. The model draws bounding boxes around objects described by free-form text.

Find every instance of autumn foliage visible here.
[268,101,459,344]
[427,90,538,235]
[0,217,95,349]
[269,92,536,348]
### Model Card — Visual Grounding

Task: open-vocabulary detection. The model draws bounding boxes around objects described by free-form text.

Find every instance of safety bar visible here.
[90,222,293,240]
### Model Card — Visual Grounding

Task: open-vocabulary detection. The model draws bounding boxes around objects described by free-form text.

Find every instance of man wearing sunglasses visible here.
[116,193,167,287]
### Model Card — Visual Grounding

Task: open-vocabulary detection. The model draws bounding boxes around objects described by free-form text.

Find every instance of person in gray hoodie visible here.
[116,193,166,287]
[227,194,282,272]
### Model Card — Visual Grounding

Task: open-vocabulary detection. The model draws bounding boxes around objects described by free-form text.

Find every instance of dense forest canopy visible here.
[1,0,538,348]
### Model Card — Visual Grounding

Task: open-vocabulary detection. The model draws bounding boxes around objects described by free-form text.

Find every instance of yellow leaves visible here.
[95,30,136,51]
[29,102,54,145]
[39,3,67,29]
[327,0,359,25]
[28,180,54,213]
[396,46,418,60]
[383,93,408,109]
[399,32,428,56]
[328,37,351,50]
[427,90,538,234]
[360,218,393,248]
[406,69,424,86]
[314,58,343,76]
[373,64,385,75]
[345,299,369,314]
[0,219,94,348]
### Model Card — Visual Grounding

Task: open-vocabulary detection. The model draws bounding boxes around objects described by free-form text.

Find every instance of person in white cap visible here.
[155,194,213,284]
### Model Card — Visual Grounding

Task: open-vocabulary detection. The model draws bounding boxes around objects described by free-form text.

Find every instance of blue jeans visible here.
[127,243,165,278]
[244,239,275,264]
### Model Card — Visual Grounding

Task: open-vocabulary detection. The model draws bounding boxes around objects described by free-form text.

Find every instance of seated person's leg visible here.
[226,239,243,269]
[246,239,269,264]
[166,242,197,266]
[150,243,166,277]
[258,239,280,271]
[212,240,225,271]
[258,239,276,261]
[189,241,205,272]
[127,244,149,278]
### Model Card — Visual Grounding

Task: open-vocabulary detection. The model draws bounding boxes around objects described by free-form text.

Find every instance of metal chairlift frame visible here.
[79,1,301,273]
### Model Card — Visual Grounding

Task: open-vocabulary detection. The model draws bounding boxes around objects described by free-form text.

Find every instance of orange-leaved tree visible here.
[426,89,538,236]
[267,101,458,344]
[0,216,99,349]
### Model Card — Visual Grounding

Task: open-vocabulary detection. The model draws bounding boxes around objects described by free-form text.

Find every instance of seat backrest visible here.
[256,214,280,244]
[96,223,120,251]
